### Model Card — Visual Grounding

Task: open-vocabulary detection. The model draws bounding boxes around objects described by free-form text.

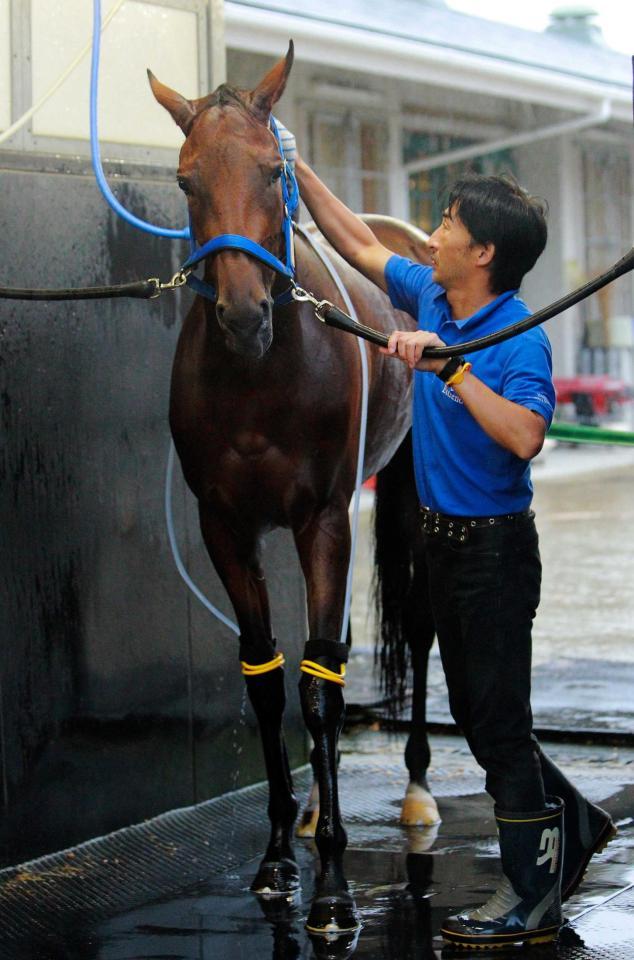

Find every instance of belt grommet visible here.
[470,520,476,527]
[448,531,453,537]
[460,535,465,542]
[434,526,439,534]
[489,518,495,525]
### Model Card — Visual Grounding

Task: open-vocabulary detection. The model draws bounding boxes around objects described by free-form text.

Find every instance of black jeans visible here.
[423,512,545,811]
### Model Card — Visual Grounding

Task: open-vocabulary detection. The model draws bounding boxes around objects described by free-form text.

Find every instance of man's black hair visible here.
[446,173,548,294]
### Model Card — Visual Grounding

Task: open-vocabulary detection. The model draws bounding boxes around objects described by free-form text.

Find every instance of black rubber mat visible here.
[0,767,311,945]
[0,737,632,959]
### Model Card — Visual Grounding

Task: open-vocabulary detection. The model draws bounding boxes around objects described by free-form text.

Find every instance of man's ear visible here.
[475,241,495,268]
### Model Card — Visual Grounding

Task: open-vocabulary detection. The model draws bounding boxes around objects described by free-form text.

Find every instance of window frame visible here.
[3,0,209,165]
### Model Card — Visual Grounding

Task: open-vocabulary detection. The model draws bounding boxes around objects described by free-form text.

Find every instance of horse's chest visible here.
[230,430,272,459]
[179,413,297,514]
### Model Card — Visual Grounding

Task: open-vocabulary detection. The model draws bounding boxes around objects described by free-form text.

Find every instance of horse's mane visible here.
[209,84,247,109]
[203,84,263,125]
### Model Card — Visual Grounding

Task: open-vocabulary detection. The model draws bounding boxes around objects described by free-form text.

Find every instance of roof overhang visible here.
[225,2,633,123]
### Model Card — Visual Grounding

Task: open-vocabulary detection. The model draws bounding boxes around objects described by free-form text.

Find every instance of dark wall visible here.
[0,153,308,867]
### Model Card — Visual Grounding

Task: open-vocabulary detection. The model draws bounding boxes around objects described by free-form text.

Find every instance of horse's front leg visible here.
[293,497,360,934]
[198,505,299,895]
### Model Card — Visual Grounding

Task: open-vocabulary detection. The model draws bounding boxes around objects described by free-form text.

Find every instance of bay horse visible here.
[149,42,437,934]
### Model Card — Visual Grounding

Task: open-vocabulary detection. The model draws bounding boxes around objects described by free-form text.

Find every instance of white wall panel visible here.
[0,0,11,131]
[31,0,199,147]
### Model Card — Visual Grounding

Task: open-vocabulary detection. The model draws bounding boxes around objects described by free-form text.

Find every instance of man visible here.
[294,156,616,950]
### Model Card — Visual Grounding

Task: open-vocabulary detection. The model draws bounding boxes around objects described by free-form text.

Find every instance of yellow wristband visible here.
[445,361,472,387]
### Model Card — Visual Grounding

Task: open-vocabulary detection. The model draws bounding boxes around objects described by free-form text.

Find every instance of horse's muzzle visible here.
[216,299,273,358]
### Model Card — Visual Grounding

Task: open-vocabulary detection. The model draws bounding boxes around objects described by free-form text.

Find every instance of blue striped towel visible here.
[272,117,297,171]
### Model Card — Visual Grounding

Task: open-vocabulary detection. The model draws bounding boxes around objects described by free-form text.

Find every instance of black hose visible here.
[322,246,634,359]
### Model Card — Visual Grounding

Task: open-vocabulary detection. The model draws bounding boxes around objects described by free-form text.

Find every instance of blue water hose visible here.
[91,0,240,630]
[90,0,189,239]
[89,0,369,644]
[165,445,240,634]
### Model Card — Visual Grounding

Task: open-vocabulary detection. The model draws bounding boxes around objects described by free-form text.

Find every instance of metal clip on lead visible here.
[148,269,192,298]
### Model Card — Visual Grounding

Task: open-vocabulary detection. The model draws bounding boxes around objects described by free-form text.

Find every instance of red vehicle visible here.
[554,375,632,424]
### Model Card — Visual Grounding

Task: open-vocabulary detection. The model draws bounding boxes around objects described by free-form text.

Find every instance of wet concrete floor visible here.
[1,732,633,960]
[2,447,633,958]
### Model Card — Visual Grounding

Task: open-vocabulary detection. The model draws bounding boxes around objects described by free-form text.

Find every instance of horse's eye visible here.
[270,166,284,184]
[177,176,191,195]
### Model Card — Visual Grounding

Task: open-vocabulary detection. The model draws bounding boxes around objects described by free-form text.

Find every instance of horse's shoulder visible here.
[359,214,432,265]
[301,215,430,266]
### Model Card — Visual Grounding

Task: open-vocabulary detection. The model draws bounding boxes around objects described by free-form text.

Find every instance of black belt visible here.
[420,507,533,543]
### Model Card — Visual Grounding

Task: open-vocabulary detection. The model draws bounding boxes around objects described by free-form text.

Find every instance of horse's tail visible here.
[373,429,428,715]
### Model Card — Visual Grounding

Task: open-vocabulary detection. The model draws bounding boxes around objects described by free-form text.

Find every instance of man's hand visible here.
[380,330,447,373]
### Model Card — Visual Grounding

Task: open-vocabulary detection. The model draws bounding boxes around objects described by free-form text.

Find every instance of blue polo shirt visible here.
[385,255,556,516]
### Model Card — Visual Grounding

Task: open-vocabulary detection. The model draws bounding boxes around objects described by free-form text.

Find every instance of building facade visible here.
[2,0,632,377]
[0,0,632,861]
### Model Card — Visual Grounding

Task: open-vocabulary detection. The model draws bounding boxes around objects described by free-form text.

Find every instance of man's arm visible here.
[384,330,547,460]
[295,156,392,291]
[453,374,547,460]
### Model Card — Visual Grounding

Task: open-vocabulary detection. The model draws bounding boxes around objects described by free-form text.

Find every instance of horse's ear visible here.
[248,40,294,121]
[147,70,197,135]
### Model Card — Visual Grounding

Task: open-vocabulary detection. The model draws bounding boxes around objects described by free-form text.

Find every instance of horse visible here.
[148,41,437,935]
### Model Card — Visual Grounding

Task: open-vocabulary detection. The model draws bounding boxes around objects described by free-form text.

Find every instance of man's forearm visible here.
[452,371,546,461]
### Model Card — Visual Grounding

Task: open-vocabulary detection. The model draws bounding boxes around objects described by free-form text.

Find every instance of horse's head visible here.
[148,43,294,359]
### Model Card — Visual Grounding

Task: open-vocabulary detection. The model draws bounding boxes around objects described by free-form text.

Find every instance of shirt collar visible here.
[433,287,519,330]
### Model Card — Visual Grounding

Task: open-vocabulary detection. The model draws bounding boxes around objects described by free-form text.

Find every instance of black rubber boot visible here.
[441,796,564,950]
[539,750,616,901]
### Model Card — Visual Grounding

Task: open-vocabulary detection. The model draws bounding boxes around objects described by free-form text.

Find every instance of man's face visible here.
[427,204,479,292]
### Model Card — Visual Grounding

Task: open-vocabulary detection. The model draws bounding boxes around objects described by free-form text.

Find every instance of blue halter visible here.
[181,117,300,306]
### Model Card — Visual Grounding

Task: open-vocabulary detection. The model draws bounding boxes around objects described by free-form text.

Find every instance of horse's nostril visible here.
[260,299,271,316]
[216,302,226,321]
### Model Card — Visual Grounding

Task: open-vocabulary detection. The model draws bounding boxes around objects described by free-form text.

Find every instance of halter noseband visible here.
[180,116,299,306]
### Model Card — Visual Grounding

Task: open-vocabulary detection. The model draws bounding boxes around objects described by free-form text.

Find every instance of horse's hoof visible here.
[254,887,302,922]
[400,783,441,826]
[404,821,440,854]
[308,925,361,959]
[305,892,361,935]
[296,804,320,838]
[250,858,301,895]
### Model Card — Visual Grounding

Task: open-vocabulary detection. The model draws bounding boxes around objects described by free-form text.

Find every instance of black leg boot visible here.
[539,750,616,901]
[441,796,564,950]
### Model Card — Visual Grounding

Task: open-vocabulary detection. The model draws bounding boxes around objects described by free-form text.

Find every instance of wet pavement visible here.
[347,444,634,736]
[0,731,632,959]
[1,444,633,958]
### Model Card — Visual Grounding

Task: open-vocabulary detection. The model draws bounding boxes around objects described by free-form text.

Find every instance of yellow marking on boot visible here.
[496,810,560,824]
[241,652,285,676]
[300,659,346,686]
[441,923,560,944]
[441,936,558,950]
